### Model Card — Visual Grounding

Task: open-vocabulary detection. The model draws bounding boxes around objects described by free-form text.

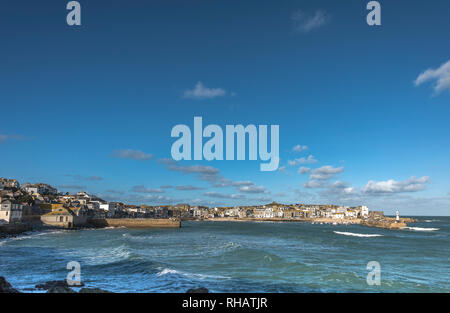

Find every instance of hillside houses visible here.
[0,178,19,189]
[0,176,377,228]
[21,183,58,195]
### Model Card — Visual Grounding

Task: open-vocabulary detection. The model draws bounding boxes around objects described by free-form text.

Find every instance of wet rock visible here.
[46,286,76,293]
[0,276,20,293]
[79,287,113,293]
[186,287,209,293]
[35,280,84,290]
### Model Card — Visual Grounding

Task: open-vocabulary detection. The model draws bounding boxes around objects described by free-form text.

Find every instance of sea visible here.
[0,217,449,293]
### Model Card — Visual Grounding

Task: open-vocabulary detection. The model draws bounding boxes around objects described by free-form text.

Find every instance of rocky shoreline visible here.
[0,276,209,294]
[0,223,33,238]
[200,216,417,230]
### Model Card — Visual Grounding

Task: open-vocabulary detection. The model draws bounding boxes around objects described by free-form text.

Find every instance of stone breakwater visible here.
[88,218,181,228]
[0,223,32,238]
[360,217,416,230]
[202,216,416,230]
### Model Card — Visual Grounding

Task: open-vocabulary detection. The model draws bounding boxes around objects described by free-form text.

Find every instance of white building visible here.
[99,203,116,217]
[263,207,274,218]
[253,208,265,218]
[77,191,90,199]
[333,212,345,219]
[22,183,58,195]
[360,206,369,218]
[345,209,357,218]
[0,178,19,189]
[0,200,22,223]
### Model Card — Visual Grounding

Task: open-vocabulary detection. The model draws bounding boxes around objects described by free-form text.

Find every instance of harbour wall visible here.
[0,223,32,237]
[88,218,181,228]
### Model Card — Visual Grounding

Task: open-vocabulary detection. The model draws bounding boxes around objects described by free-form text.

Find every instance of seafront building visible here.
[0,176,381,228]
[0,199,23,224]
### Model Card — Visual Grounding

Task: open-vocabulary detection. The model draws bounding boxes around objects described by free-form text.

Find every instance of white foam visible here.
[0,230,68,246]
[403,227,439,232]
[334,231,383,238]
[156,267,230,280]
[157,268,179,276]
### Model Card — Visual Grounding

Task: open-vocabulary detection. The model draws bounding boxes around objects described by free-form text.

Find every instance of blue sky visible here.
[1,0,449,215]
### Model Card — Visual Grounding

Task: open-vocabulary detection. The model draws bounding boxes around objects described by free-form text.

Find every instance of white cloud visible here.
[310,165,344,180]
[415,60,450,94]
[303,180,325,189]
[112,149,153,161]
[362,176,430,194]
[159,158,219,176]
[298,167,310,174]
[131,185,165,194]
[292,10,329,33]
[303,166,344,189]
[175,185,204,191]
[204,192,246,199]
[328,181,356,195]
[238,185,268,194]
[183,81,226,100]
[231,181,255,187]
[292,144,308,152]
[288,155,318,166]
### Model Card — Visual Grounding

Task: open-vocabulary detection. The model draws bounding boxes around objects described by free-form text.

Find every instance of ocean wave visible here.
[0,230,68,246]
[221,241,241,250]
[156,267,230,280]
[403,227,439,232]
[122,233,154,241]
[333,231,383,238]
[423,220,440,223]
[74,244,132,265]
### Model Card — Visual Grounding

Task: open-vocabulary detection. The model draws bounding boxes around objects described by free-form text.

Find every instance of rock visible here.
[35,280,84,290]
[0,276,20,293]
[79,287,113,293]
[46,286,76,293]
[186,287,209,293]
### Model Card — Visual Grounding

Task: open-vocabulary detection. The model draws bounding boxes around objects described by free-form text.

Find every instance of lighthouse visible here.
[396,210,400,223]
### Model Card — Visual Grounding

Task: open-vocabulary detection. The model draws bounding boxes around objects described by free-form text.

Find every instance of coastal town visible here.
[0,176,415,235]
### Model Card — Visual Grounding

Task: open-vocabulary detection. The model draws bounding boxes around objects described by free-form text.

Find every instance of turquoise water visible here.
[1,218,449,292]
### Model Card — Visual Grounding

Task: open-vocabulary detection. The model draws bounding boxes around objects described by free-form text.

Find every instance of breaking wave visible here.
[0,230,68,246]
[156,267,230,280]
[333,231,383,238]
[403,227,439,232]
